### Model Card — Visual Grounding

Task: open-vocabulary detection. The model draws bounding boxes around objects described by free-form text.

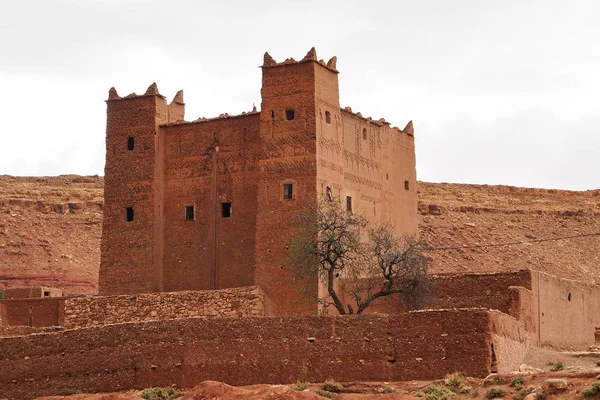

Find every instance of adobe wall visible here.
[488,310,530,373]
[0,310,510,400]
[159,113,260,292]
[255,59,320,316]
[341,270,532,314]
[4,286,63,299]
[62,286,265,329]
[531,270,600,349]
[0,297,65,327]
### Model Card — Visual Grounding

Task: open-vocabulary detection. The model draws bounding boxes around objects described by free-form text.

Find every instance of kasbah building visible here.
[99,47,417,315]
[1,48,600,399]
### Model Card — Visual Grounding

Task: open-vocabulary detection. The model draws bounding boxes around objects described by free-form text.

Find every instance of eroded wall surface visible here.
[489,310,530,373]
[0,310,499,400]
[62,286,265,329]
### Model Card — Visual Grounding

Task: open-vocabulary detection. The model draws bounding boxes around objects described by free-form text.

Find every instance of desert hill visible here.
[0,176,598,294]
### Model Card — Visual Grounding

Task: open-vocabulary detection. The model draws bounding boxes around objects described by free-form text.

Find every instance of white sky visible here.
[1,0,598,190]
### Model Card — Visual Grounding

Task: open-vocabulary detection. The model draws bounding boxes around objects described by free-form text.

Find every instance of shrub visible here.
[313,389,335,398]
[485,387,506,399]
[140,387,181,400]
[459,386,473,395]
[322,379,344,393]
[382,386,396,394]
[549,362,564,372]
[58,388,82,396]
[509,376,524,389]
[0,290,4,300]
[444,372,465,390]
[582,381,600,398]
[416,385,456,400]
[513,386,534,400]
[292,381,309,391]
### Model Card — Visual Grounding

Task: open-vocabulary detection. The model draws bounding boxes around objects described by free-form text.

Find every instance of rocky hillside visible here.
[418,182,600,282]
[0,176,598,294]
[0,175,103,294]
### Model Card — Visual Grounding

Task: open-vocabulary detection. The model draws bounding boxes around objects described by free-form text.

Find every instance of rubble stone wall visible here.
[62,286,265,329]
[0,309,508,400]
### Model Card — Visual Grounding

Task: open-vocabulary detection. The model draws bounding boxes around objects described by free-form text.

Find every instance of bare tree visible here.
[288,198,429,315]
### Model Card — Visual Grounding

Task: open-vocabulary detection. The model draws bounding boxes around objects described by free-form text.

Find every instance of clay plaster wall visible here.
[4,286,63,299]
[488,310,530,373]
[62,286,265,329]
[0,310,505,400]
[0,297,65,327]
[531,270,600,349]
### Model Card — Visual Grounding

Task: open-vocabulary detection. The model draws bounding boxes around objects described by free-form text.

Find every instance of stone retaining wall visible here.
[62,286,265,329]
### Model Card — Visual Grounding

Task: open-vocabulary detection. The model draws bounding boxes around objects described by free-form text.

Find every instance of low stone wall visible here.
[0,309,510,400]
[62,286,265,329]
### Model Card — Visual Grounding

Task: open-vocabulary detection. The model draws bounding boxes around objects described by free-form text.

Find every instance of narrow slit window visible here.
[126,207,134,222]
[221,202,231,218]
[285,109,295,121]
[326,186,333,202]
[283,183,294,200]
[270,110,275,119]
[325,111,331,124]
[185,205,194,221]
[362,128,367,140]
[127,137,135,151]
[404,180,410,191]
[346,196,352,213]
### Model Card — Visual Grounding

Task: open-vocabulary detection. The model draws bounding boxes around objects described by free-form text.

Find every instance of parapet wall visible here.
[62,286,265,329]
[0,309,515,400]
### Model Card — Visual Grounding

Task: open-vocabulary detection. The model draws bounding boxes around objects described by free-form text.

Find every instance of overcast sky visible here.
[1,0,598,190]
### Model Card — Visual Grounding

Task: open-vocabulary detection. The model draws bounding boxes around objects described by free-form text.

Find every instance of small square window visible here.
[127,137,135,151]
[43,291,50,297]
[185,205,194,221]
[283,183,294,200]
[221,202,231,218]
[285,109,295,121]
[404,180,410,190]
[325,111,331,124]
[126,207,134,222]
[346,196,352,213]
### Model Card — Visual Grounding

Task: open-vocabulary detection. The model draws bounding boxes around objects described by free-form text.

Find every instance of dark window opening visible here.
[386,173,389,180]
[568,292,572,301]
[185,205,194,221]
[43,291,50,297]
[126,207,134,222]
[285,109,295,120]
[127,137,135,151]
[362,128,367,140]
[346,196,352,213]
[404,180,410,190]
[283,183,294,200]
[326,186,333,202]
[325,111,331,124]
[221,202,231,218]
[270,110,275,119]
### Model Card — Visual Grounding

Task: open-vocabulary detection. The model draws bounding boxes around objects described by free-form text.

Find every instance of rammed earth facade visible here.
[99,48,418,315]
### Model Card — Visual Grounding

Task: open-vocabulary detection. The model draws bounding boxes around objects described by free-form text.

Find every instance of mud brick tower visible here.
[99,48,418,315]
